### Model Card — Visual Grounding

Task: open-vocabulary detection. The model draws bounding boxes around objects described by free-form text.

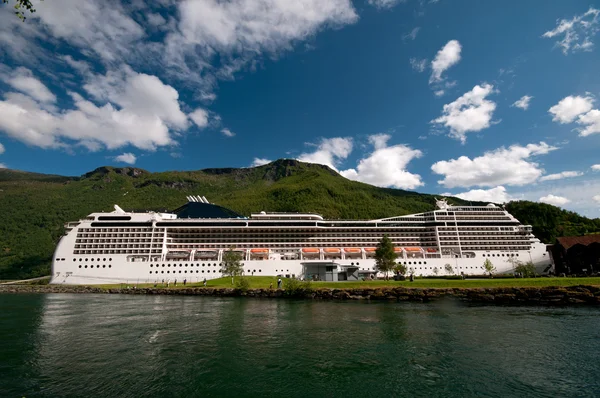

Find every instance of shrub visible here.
[235,277,250,292]
[283,278,313,297]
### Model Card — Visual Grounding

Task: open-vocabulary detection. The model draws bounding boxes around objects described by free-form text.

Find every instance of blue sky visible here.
[0,0,600,216]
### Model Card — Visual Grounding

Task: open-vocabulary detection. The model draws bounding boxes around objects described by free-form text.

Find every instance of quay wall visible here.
[2,284,600,306]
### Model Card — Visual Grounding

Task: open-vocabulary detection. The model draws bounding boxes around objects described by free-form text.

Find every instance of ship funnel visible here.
[202,196,209,204]
[114,205,125,213]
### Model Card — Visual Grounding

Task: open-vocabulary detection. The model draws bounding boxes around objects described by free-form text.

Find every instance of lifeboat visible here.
[426,248,438,253]
[394,247,403,253]
[404,247,422,252]
[364,247,377,252]
[302,248,320,254]
[344,248,361,253]
[323,248,341,254]
[194,250,217,259]
[250,248,269,254]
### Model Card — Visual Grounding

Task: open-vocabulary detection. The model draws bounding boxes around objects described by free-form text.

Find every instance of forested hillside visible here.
[1,159,599,279]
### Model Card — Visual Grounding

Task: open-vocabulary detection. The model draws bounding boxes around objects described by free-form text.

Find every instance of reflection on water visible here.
[1,294,599,397]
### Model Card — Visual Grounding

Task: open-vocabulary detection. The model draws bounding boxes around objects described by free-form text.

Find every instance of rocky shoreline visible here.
[2,284,600,305]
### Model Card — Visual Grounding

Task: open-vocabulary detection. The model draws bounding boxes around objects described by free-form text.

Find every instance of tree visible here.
[375,234,397,280]
[2,0,39,21]
[393,263,407,276]
[514,261,536,278]
[483,258,496,277]
[444,263,453,275]
[222,247,243,284]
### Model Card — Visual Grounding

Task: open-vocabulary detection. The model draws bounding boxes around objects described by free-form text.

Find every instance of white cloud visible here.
[251,158,272,167]
[577,109,600,137]
[368,0,404,9]
[0,68,192,151]
[0,163,6,169]
[434,90,445,97]
[0,66,56,104]
[594,195,600,204]
[114,152,137,165]
[444,186,512,204]
[340,134,423,189]
[542,7,600,54]
[431,142,557,188]
[539,171,583,181]
[403,27,420,41]
[429,40,461,84]
[221,128,235,137]
[431,84,497,143]
[512,95,533,110]
[539,194,570,206]
[189,108,209,129]
[34,0,145,62]
[298,137,353,169]
[0,142,4,155]
[591,164,600,171]
[410,57,427,73]
[548,95,594,123]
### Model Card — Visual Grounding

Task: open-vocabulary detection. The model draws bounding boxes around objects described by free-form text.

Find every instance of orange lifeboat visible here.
[404,247,422,252]
[364,247,377,252]
[323,248,341,254]
[302,248,320,254]
[344,248,361,253]
[250,248,269,254]
[394,247,403,253]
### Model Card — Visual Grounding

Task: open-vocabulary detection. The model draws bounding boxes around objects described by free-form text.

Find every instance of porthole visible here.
[184,271,187,274]
[185,264,188,267]
[73,259,76,262]
[196,270,199,273]
[167,271,170,274]
[168,264,171,267]
[109,258,112,261]
[162,264,165,267]
[161,271,164,274]
[84,265,88,268]
[109,265,112,268]
[213,270,216,273]
[180,264,183,267]
[150,264,153,267]
[78,265,82,268]
[202,270,205,273]
[103,265,106,268]
[149,271,153,274]
[202,263,205,267]
[85,258,88,261]
[103,258,106,261]
[259,270,262,272]
[424,261,427,265]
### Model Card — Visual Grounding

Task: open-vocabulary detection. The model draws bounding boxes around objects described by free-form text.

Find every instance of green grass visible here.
[92,276,600,290]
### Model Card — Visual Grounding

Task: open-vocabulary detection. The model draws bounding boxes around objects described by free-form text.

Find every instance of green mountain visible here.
[1,159,599,279]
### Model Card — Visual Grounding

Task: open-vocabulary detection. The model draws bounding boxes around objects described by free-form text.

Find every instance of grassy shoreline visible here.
[92,276,600,290]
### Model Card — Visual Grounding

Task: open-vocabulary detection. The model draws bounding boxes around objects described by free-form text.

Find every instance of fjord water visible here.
[1,295,599,398]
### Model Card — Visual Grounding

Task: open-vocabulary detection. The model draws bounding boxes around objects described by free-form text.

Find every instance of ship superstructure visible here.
[51,197,552,284]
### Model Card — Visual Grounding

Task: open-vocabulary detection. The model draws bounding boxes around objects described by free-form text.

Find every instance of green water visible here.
[1,294,599,397]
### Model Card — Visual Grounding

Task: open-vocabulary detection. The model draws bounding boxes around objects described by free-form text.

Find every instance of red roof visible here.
[556,235,600,250]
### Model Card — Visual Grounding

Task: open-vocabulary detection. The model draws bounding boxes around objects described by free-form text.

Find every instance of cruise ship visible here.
[50,197,553,285]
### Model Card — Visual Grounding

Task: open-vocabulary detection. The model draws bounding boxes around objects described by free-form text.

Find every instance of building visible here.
[550,235,600,275]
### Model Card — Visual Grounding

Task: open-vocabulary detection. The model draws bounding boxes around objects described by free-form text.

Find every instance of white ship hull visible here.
[50,198,553,285]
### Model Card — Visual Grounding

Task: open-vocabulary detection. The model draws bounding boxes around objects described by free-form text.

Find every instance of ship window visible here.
[202,270,204,273]
[213,270,216,273]
[109,265,111,268]
[149,271,152,274]
[103,265,105,268]
[161,271,164,274]
[84,265,88,268]
[78,265,82,268]
[179,271,182,273]
[202,263,205,266]
[85,258,88,261]
[73,259,76,262]
[162,264,165,267]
